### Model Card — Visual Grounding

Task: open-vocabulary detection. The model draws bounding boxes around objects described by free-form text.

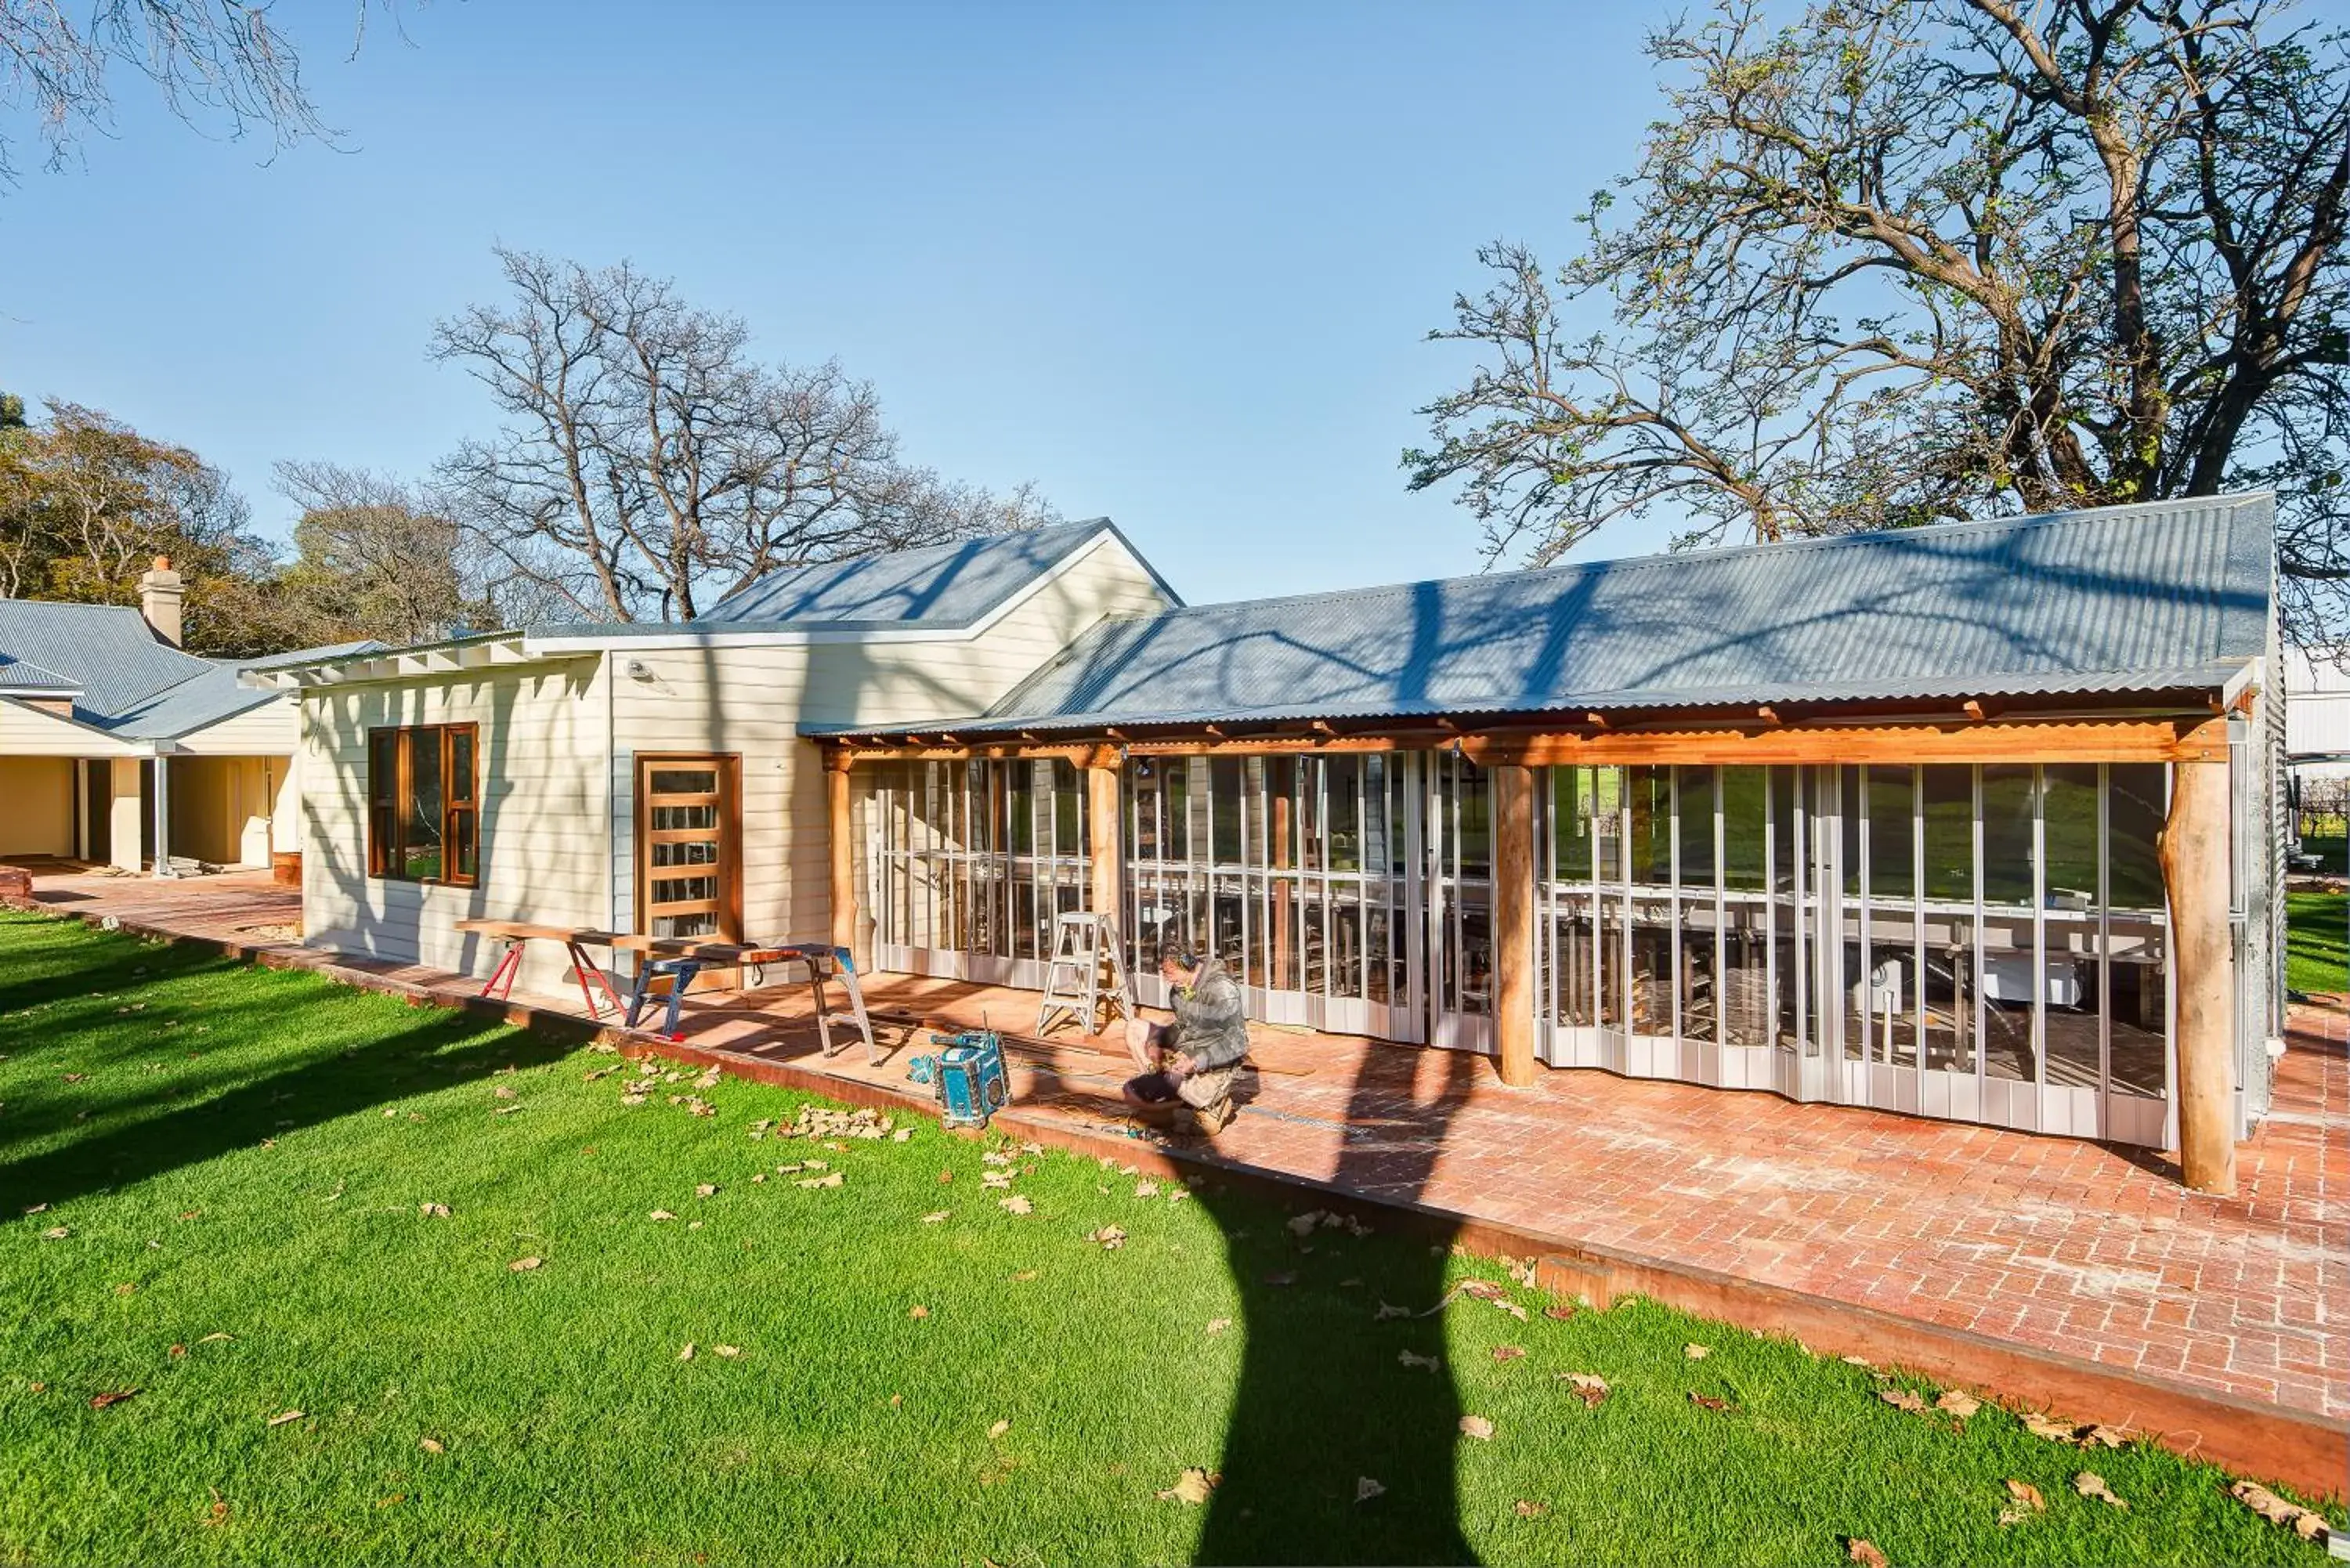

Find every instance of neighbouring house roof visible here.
[820,493,2274,739]
[0,652,80,695]
[0,597,381,742]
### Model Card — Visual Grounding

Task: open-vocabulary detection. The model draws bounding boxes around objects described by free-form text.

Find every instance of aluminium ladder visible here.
[1036,911,1135,1037]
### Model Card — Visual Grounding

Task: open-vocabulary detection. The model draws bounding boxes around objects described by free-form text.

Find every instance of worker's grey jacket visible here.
[1168,958,1250,1073]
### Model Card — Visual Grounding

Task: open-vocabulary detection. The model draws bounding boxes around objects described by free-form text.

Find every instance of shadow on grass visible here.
[0,987,566,1212]
[1191,1043,1483,1566]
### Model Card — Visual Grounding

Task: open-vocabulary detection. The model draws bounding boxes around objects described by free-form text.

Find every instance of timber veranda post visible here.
[826,750,859,966]
[1087,757,1123,943]
[2161,757,2236,1195]
[1491,761,1538,1088]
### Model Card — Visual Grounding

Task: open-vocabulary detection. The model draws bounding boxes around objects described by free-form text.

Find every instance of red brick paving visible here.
[19,867,2348,1425]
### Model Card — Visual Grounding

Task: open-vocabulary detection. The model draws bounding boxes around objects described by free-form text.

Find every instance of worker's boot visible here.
[1191,1098,1236,1136]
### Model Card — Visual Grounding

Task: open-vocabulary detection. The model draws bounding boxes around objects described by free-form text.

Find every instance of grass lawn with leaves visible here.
[0,910,2338,1566]
[2287,889,2348,995]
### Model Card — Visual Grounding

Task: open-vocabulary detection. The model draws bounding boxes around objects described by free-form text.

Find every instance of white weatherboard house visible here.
[258,520,1175,992]
[260,499,2285,1194]
[0,559,372,873]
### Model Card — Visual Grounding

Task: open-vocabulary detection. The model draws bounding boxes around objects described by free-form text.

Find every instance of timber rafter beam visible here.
[815,707,2229,767]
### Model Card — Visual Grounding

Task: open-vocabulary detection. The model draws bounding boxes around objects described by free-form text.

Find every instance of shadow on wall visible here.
[1190,1044,1484,1566]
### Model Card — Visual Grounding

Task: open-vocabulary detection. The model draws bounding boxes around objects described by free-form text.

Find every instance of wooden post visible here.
[2160,759,2236,1194]
[1492,761,1538,1088]
[826,750,859,963]
[1088,761,1123,929]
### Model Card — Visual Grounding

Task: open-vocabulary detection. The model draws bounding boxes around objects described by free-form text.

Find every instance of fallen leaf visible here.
[508,1256,542,1272]
[41,1226,68,1241]
[2004,1479,2046,1513]
[168,1344,186,1357]
[2021,1411,2077,1442]
[998,1195,1032,1216]
[1010,1270,1037,1282]
[89,1388,139,1410]
[21,1203,45,1216]
[1087,1225,1127,1250]
[649,1209,678,1222]
[419,1437,444,1454]
[1286,1211,1323,1237]
[1684,1343,1711,1360]
[1133,1180,1159,1198]
[1688,1392,1731,1412]
[2230,1479,2331,1541]
[2081,1422,2126,1448]
[888,1393,902,1407]
[197,1332,233,1344]
[750,1174,766,1183]
[1878,1388,1926,1413]
[696,1183,718,1198]
[1355,1476,1386,1503]
[1491,1345,1526,1363]
[2073,1472,2127,1509]
[375,1494,405,1508]
[1846,1540,1888,1568]
[114,1282,136,1296]
[492,1086,515,1100]
[714,1345,742,1359]
[1513,1499,1549,1518]
[1841,1354,1875,1368]
[266,1409,304,1426]
[678,1342,696,1361]
[1398,1349,1441,1372]
[1262,1270,1297,1287]
[418,1203,450,1219]
[938,1169,953,1183]
[892,1129,912,1142]
[1491,1298,1529,1321]
[920,1210,950,1223]
[983,1151,1013,1167]
[987,1418,1010,1440]
[797,1172,844,1189]
[1374,1302,1411,1321]
[909,1305,930,1320]
[1156,1467,1218,1505]
[1543,1304,1576,1321]
[803,1159,827,1171]
[1459,1414,1495,1440]
[1561,1373,1610,1408]
[1935,1390,1979,1418]
[1206,1317,1231,1335]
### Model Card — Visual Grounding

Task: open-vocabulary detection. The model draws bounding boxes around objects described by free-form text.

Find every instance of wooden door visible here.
[636,755,741,942]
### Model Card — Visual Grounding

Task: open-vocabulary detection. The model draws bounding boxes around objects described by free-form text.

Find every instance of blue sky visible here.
[5,1,1681,608]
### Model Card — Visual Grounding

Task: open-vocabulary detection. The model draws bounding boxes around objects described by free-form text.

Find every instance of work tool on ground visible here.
[1036,911,1134,1036]
[916,1028,1011,1129]
[450,920,878,1060]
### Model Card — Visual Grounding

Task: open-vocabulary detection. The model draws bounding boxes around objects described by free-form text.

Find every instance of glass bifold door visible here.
[870,754,2177,1146]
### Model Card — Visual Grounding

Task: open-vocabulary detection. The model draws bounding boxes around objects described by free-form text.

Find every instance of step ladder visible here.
[1036,912,1135,1037]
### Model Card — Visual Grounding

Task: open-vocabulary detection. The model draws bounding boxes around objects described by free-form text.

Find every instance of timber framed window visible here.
[367,724,479,885]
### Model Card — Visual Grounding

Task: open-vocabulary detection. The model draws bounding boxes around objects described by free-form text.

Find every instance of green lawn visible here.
[0,911,2337,1566]
[2288,890,2348,995]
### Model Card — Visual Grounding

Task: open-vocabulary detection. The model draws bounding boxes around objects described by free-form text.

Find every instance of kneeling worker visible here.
[1122,938,1249,1135]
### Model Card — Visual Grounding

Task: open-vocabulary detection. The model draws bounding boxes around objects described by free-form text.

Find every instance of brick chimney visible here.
[138,555,183,646]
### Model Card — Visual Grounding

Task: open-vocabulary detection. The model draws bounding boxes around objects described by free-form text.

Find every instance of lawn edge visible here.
[8,893,2344,1506]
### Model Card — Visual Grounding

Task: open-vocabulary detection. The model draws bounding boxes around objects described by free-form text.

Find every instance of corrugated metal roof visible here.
[825,494,2273,737]
[0,598,381,740]
[0,652,79,694]
[681,518,1179,630]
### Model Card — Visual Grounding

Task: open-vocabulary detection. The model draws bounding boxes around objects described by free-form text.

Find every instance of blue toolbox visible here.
[915,1029,1011,1129]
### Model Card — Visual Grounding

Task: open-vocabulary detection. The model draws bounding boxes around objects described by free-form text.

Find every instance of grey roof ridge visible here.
[0,656,81,692]
[1119,491,2275,627]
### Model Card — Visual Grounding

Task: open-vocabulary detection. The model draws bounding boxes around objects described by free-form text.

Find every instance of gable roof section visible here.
[851,494,2272,737]
[686,518,1180,631]
[0,598,381,741]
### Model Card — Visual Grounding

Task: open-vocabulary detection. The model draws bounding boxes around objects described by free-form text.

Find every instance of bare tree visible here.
[264,459,483,645]
[1409,0,2350,641]
[431,248,1052,624]
[0,2,403,185]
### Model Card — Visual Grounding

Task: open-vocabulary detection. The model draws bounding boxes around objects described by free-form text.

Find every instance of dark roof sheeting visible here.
[686,518,1177,631]
[833,495,2272,737]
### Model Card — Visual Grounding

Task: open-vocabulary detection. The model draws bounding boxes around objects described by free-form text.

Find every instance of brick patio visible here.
[14,865,2347,1433]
